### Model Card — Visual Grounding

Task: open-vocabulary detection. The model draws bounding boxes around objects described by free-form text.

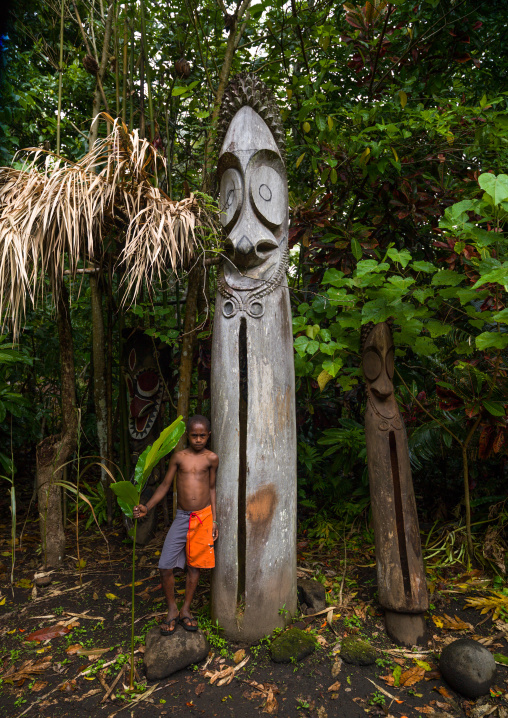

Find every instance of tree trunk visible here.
[36,283,77,567]
[88,1,115,147]
[201,0,251,191]
[90,275,110,519]
[173,263,203,516]
[172,0,251,515]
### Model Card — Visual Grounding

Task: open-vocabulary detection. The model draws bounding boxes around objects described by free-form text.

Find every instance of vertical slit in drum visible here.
[389,430,412,601]
[238,317,248,603]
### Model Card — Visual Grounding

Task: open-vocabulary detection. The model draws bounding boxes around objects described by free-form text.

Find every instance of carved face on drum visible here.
[362,322,398,421]
[218,105,288,289]
[123,329,171,442]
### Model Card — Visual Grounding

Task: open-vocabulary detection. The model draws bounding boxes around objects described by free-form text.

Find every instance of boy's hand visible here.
[212,525,219,541]
[133,504,147,519]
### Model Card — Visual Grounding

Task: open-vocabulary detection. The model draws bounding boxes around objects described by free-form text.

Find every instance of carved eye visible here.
[363,349,382,381]
[136,371,160,398]
[219,168,242,229]
[249,166,286,228]
[128,348,136,372]
[386,346,394,379]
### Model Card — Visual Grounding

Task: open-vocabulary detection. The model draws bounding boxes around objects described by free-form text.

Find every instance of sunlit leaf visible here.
[478,173,508,205]
[110,481,139,518]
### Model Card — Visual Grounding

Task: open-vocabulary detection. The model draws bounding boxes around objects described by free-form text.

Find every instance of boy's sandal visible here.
[160,617,178,636]
[179,616,198,632]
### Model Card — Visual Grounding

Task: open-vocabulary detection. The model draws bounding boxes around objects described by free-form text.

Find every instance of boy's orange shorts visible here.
[186,504,215,569]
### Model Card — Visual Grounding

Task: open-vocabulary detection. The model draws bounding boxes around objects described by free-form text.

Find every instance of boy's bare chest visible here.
[178,455,210,477]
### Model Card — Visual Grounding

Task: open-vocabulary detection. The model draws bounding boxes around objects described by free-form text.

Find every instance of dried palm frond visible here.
[0,114,215,336]
[464,591,508,621]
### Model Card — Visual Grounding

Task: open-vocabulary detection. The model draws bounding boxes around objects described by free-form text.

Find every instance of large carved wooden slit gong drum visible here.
[211,74,297,641]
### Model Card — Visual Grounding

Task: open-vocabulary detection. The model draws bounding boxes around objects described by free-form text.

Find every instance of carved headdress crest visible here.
[216,73,286,160]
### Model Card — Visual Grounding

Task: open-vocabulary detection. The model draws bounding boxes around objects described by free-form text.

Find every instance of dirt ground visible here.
[0,508,507,718]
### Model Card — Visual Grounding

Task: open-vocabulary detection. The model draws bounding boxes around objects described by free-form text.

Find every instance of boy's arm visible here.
[210,454,219,541]
[133,452,179,519]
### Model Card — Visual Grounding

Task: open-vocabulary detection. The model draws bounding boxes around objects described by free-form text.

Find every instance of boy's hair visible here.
[187,414,211,432]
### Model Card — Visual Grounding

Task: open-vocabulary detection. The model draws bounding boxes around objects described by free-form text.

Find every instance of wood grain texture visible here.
[211,287,297,640]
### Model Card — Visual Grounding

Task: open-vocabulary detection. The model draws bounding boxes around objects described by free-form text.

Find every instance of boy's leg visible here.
[179,565,200,630]
[160,568,179,633]
[158,510,188,634]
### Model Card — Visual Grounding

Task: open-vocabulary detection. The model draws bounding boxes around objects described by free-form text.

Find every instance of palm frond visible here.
[0,114,216,335]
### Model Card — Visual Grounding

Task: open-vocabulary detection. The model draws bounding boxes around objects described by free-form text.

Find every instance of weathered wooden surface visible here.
[211,76,297,641]
[363,323,428,615]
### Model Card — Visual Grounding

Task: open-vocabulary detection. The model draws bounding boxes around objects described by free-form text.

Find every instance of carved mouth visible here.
[224,237,278,269]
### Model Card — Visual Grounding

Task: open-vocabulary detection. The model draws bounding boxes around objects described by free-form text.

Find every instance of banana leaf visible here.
[110,481,139,518]
[133,445,151,489]
[142,416,184,482]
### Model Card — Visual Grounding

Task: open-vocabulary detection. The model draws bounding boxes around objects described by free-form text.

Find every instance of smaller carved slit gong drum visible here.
[362,322,428,646]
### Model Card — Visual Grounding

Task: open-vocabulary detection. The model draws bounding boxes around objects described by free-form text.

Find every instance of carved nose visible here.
[370,375,393,400]
[237,236,254,255]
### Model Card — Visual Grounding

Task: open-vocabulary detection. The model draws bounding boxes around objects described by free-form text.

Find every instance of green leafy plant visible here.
[295,172,508,555]
[73,480,108,529]
[343,615,362,630]
[296,697,310,709]
[369,691,386,706]
[110,415,185,689]
[278,603,290,618]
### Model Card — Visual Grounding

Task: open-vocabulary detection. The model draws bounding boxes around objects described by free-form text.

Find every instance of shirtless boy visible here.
[133,415,219,636]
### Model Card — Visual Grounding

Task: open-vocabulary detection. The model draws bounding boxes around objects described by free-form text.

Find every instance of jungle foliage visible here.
[0,0,507,567]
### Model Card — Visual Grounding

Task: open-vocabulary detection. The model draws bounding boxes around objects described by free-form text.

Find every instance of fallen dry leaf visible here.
[81,688,102,699]
[71,646,110,660]
[195,682,205,696]
[331,659,342,678]
[26,624,71,642]
[435,685,454,700]
[206,665,235,686]
[432,613,472,631]
[262,687,278,714]
[399,666,425,687]
[31,680,47,692]
[66,644,83,655]
[425,670,441,681]
[316,707,328,718]
[59,679,78,692]
[3,657,52,685]
[234,649,246,664]
[436,701,453,710]
[327,681,341,692]
[242,679,267,693]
